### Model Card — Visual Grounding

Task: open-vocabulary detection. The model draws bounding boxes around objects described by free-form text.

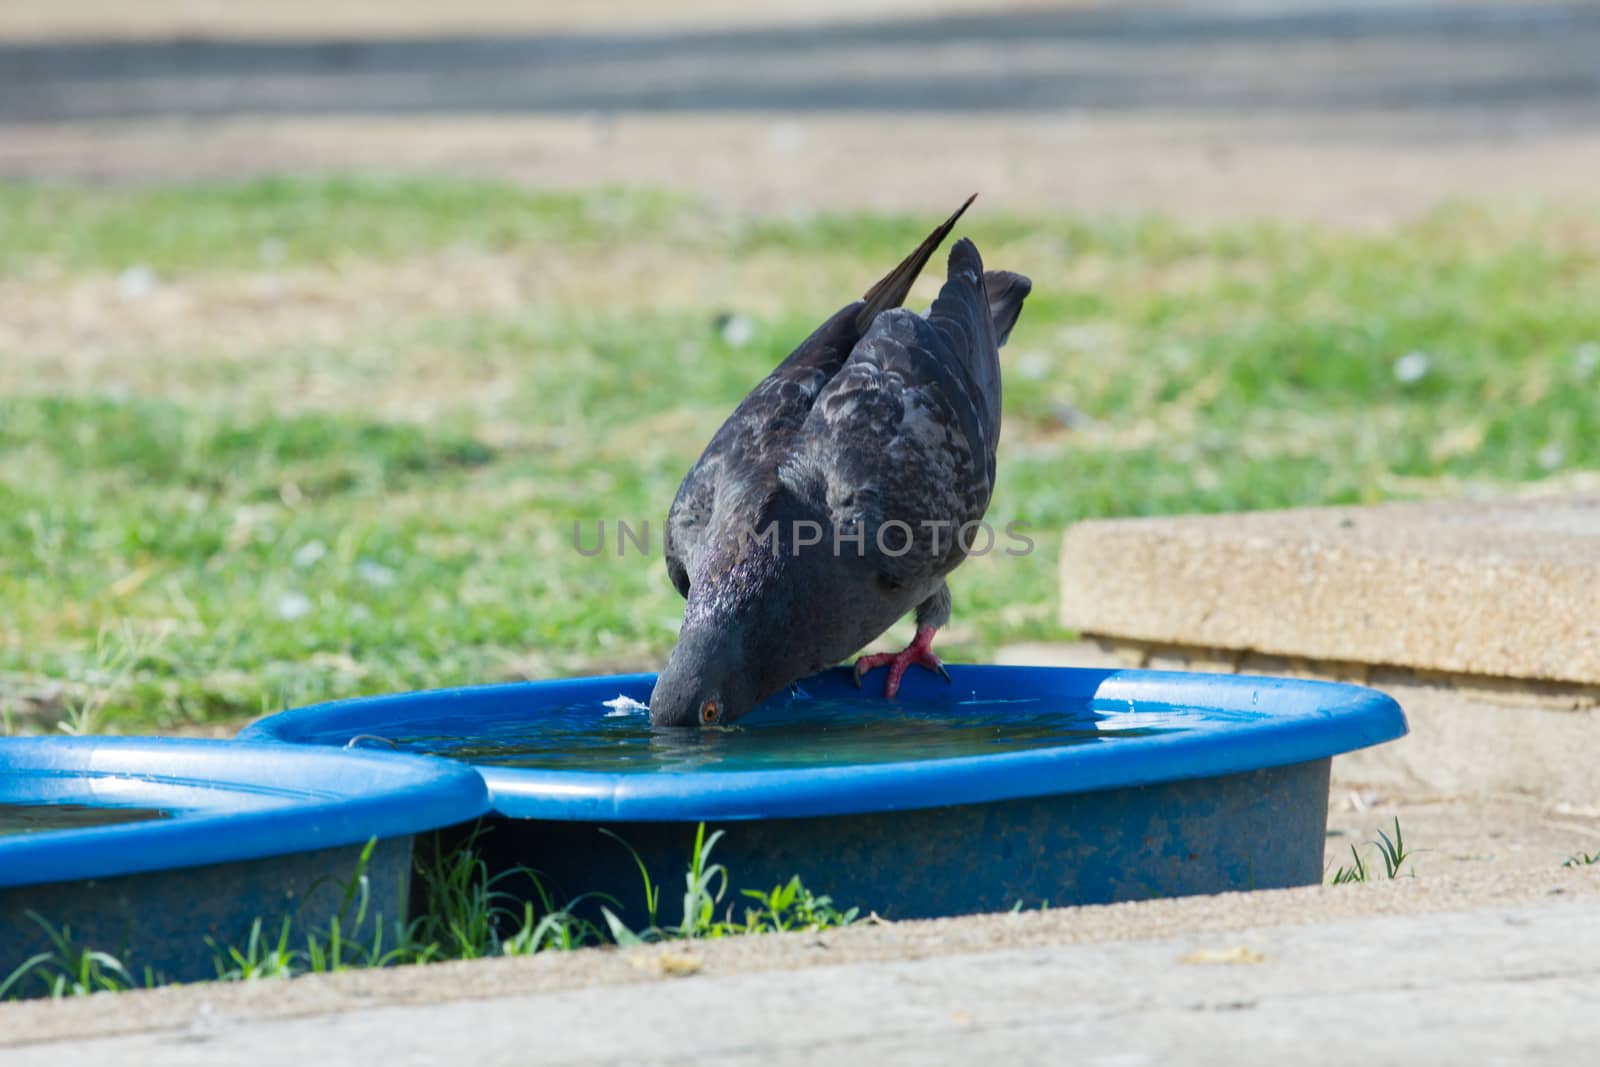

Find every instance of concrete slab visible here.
[4,885,1597,1065]
[1058,497,1600,686]
[999,639,1600,809]
[1330,676,1600,809]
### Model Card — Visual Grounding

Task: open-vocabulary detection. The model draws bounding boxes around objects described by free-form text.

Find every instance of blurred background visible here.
[2,0,1597,735]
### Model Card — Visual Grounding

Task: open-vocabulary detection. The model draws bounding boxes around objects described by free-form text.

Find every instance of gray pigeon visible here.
[650,197,1031,727]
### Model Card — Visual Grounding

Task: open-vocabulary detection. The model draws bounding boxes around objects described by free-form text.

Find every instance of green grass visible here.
[1564,851,1599,868]
[1,177,1597,731]
[596,822,859,945]
[0,177,691,277]
[0,914,159,1000]
[1,823,857,1001]
[1328,818,1416,884]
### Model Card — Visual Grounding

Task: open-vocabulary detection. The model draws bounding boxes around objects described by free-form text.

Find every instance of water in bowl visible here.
[0,802,170,838]
[388,692,1222,773]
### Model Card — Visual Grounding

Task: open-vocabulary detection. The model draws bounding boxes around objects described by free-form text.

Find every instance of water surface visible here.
[0,802,170,838]
[388,693,1221,773]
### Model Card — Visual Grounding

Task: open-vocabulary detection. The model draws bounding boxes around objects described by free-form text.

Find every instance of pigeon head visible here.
[647,619,762,728]
[649,522,796,729]
[650,491,878,728]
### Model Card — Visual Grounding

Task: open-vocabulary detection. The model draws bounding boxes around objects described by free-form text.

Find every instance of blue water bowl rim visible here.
[240,665,1407,823]
[0,737,490,888]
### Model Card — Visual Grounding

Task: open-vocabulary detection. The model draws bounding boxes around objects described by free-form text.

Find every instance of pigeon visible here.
[650,196,1031,727]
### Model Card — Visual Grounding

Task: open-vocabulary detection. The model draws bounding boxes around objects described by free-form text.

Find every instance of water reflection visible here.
[394,693,1202,773]
[0,802,170,837]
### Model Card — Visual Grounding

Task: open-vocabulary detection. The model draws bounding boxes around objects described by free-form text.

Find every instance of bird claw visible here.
[852,626,949,699]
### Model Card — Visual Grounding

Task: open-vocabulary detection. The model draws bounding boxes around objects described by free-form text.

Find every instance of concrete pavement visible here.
[3,856,1597,1058]
[4,882,1597,1065]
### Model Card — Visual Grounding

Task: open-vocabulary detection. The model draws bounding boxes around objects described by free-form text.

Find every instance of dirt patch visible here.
[6,114,1600,227]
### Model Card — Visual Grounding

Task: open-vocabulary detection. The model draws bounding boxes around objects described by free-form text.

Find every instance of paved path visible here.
[7,892,1598,1065]
[4,1,1600,221]
[6,1,1599,124]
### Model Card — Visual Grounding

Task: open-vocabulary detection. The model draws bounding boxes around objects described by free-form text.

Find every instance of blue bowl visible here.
[0,738,488,989]
[242,666,1405,920]
[242,666,1406,819]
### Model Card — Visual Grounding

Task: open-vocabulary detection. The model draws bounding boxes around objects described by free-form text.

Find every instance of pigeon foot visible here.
[852,624,951,699]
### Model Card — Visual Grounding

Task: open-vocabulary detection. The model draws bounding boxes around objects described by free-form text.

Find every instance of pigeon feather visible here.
[651,203,1030,728]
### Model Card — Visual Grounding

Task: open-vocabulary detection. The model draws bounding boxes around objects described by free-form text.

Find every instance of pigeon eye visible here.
[700,701,719,725]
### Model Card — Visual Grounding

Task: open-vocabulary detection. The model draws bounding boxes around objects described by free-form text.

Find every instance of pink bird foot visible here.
[852,624,952,699]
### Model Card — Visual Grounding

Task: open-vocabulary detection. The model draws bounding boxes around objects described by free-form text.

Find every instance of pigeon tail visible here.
[928,238,1005,434]
[855,193,977,334]
[984,270,1032,347]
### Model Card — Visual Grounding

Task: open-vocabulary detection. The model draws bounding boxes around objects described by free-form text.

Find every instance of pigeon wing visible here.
[790,239,1023,588]
[663,197,978,597]
[663,309,858,596]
